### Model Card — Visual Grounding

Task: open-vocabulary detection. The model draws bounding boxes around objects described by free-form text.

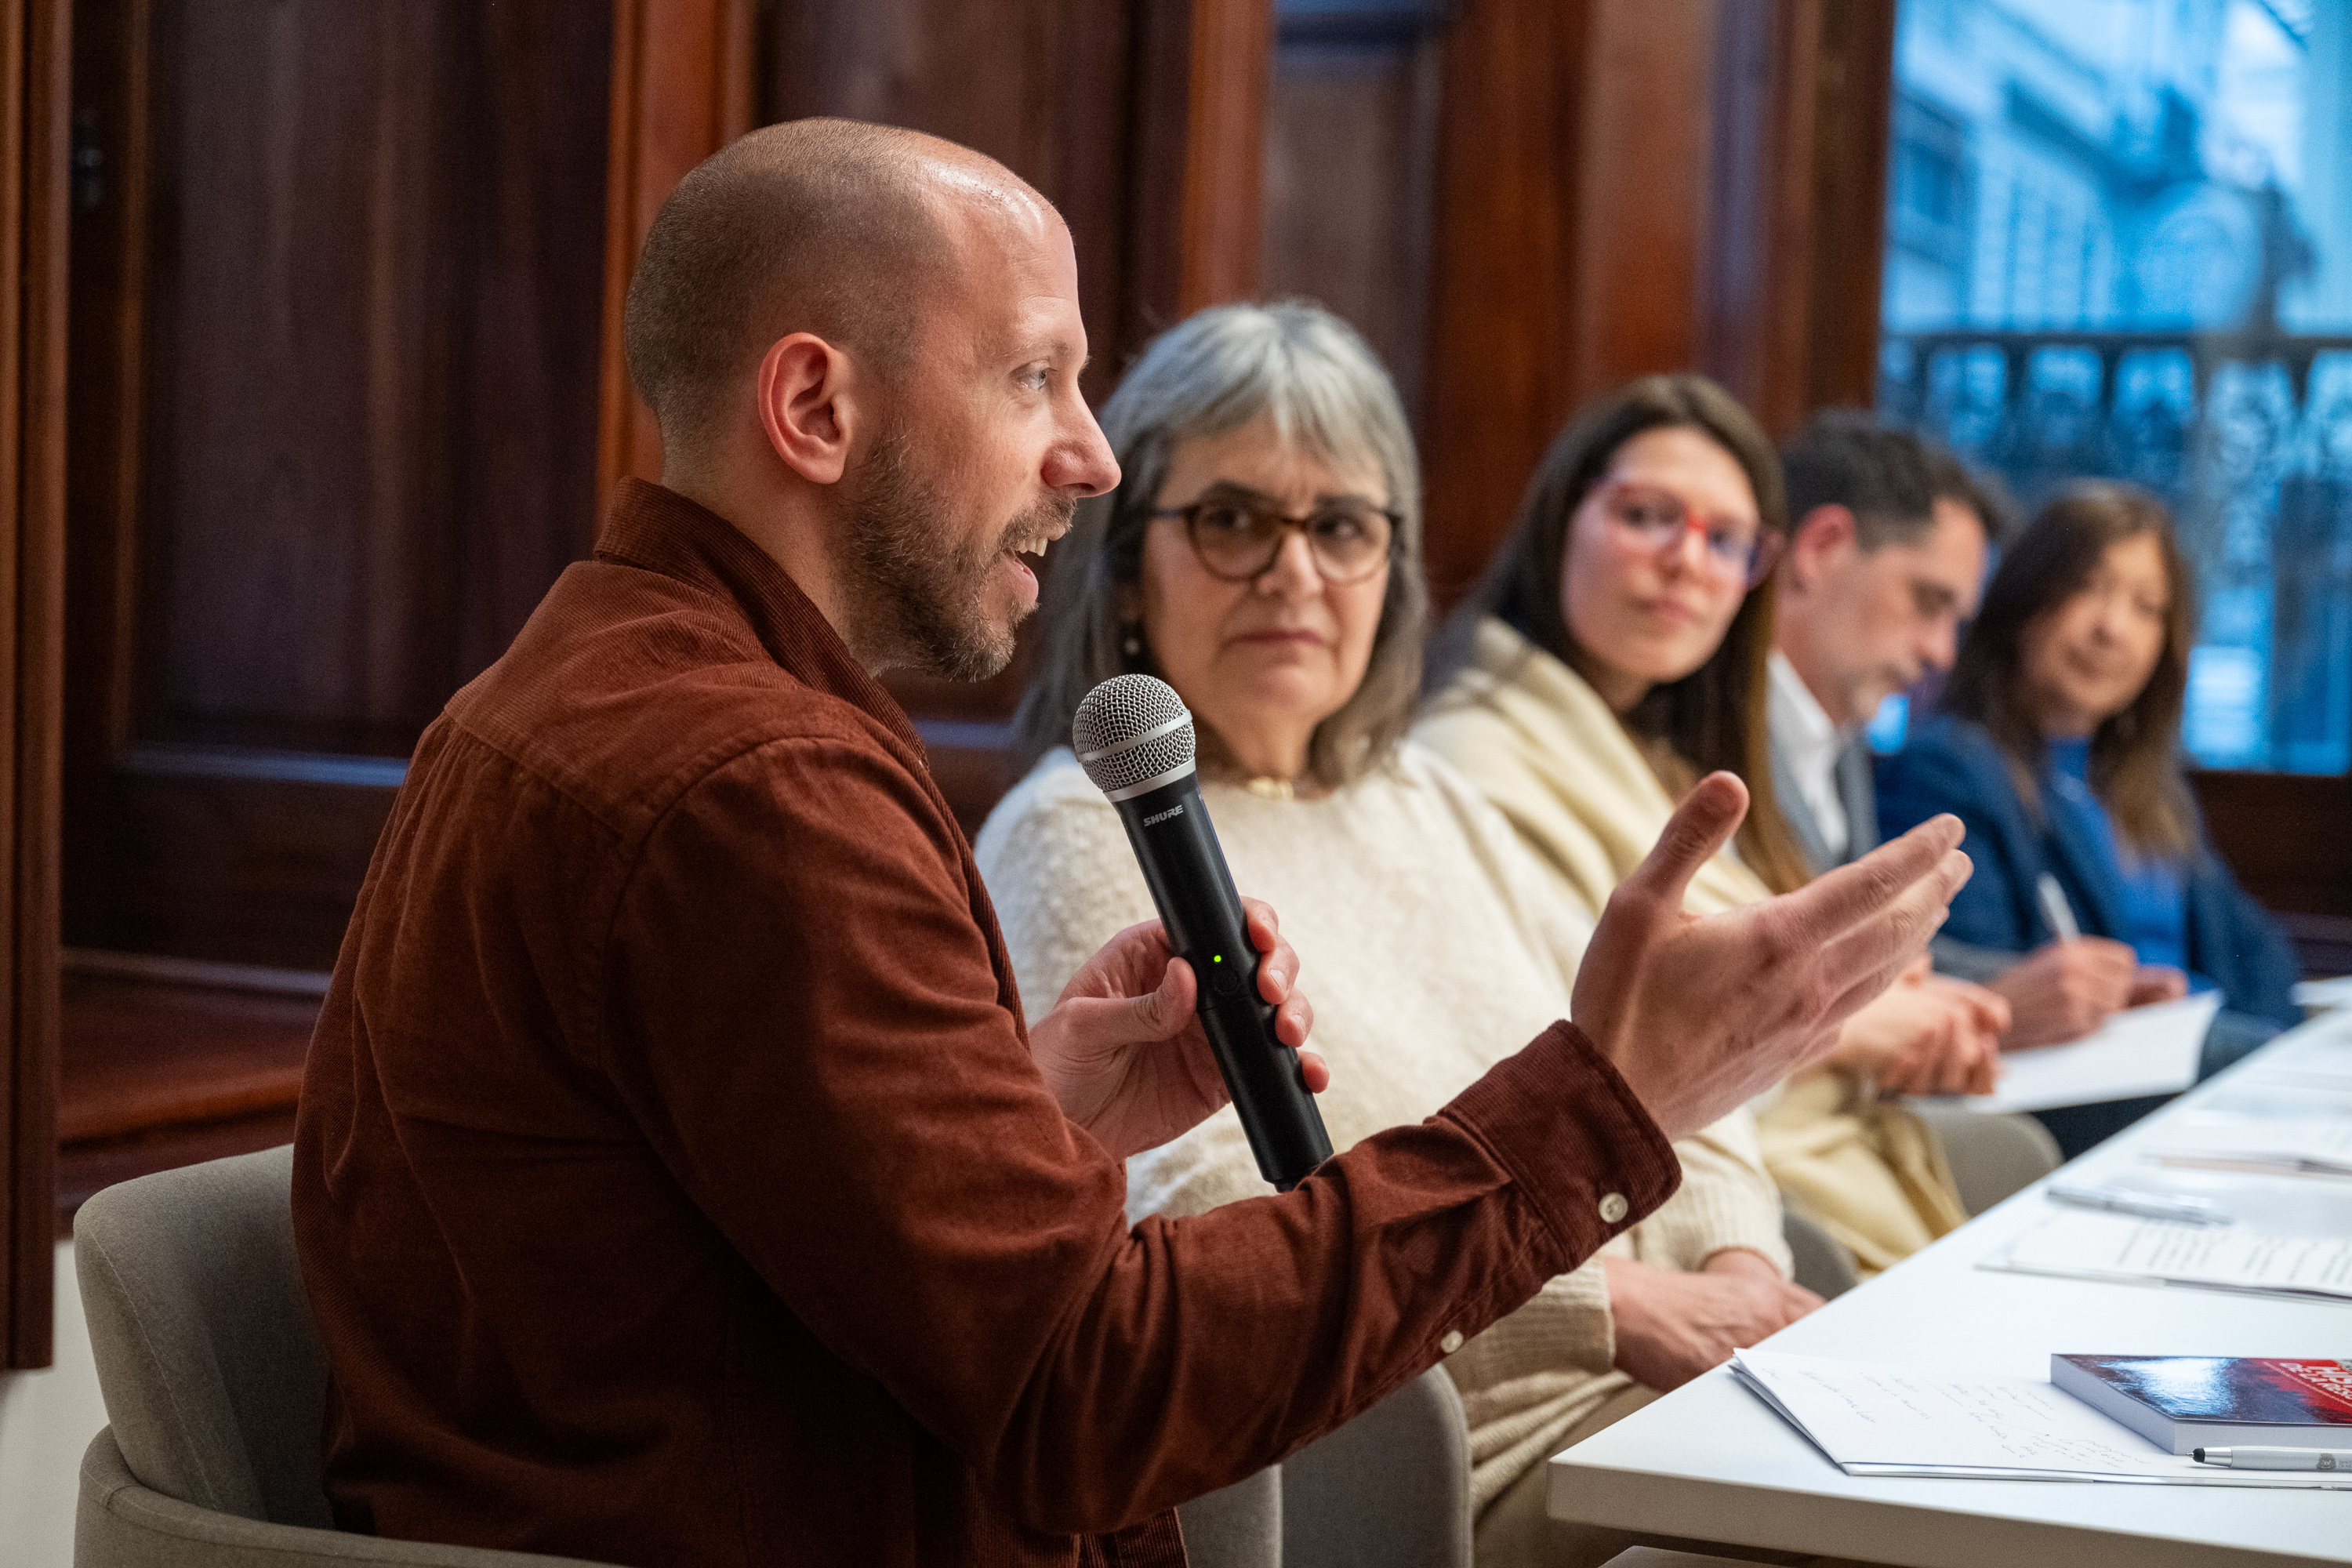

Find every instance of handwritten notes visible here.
[1731,1350,2348,1487]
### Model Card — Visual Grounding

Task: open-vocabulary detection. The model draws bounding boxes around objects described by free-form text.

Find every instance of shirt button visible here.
[1440,1330,1465,1355]
[1599,1192,1629,1224]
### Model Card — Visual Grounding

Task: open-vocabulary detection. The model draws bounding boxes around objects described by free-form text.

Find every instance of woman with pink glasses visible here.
[1421,374,2003,1287]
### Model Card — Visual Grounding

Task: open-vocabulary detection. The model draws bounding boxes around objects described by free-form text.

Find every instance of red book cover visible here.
[2055,1356,2352,1443]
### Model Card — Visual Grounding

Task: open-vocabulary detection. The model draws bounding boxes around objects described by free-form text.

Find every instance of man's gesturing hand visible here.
[1570,772,1971,1142]
[1029,898,1323,1160]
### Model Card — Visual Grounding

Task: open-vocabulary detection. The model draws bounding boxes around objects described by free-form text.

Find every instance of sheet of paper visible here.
[2241,1033,2352,1092]
[1963,993,2219,1113]
[1992,1210,2352,1300]
[2147,1109,2352,1176]
[2292,975,2352,1011]
[1730,1349,2344,1486]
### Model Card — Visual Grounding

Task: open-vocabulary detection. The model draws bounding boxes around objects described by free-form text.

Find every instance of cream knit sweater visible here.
[973,741,1791,1514]
[1418,618,1969,1275]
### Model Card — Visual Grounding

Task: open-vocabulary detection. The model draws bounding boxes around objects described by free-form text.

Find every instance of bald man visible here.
[293,121,1970,1568]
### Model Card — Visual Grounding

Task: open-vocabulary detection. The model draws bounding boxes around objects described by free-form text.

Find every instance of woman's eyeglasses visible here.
[1152,498,1399,585]
[1594,481,1780,589]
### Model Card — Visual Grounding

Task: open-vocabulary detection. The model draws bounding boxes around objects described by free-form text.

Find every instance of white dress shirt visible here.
[1769,649,1850,862]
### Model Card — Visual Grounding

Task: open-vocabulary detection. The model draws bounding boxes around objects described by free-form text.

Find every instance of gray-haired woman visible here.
[976,302,1817,1568]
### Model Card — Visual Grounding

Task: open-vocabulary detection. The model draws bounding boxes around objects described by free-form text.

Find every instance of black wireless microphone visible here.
[1072,674,1332,1191]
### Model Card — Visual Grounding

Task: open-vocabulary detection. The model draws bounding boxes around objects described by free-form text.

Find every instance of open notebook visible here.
[1730,1349,2352,1488]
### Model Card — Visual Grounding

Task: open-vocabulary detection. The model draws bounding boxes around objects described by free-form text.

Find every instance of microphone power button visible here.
[1207,955,1245,997]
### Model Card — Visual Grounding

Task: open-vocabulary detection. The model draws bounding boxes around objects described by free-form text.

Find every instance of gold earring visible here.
[1121,625,1143,658]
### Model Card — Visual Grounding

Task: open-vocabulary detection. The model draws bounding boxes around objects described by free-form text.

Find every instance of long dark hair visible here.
[1428,373,1809,895]
[1942,481,2196,861]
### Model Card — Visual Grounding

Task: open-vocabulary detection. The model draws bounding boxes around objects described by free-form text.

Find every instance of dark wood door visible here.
[3,0,70,1370]
[64,0,613,975]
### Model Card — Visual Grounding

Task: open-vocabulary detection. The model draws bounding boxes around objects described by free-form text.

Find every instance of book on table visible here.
[2050,1355,2352,1455]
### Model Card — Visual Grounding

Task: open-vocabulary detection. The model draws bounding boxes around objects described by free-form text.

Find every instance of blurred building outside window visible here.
[1875,0,2352,775]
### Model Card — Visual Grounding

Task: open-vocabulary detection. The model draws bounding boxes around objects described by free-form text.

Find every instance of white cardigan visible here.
[973,740,1790,1514]
[1419,618,1969,1275]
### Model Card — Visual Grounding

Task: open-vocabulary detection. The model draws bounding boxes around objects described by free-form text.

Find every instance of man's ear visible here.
[1786,503,1857,593]
[756,333,858,486]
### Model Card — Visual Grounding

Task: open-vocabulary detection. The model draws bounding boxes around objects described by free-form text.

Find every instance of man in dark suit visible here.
[1773,416,2149,1055]
[1769,416,2002,878]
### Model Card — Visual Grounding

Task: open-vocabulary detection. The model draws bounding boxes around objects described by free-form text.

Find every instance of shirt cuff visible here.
[1436,1021,1682,1281]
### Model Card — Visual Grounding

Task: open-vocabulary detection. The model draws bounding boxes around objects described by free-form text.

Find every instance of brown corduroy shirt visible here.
[291,479,1680,1568]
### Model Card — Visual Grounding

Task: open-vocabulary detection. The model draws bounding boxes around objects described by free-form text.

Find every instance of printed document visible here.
[1730,1349,2347,1486]
[1991,1210,2352,1300]
[1964,993,2218,1114]
[2147,1111,2352,1177]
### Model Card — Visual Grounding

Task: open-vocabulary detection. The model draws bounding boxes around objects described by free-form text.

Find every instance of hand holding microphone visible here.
[1034,899,1321,1163]
[1058,675,1334,1189]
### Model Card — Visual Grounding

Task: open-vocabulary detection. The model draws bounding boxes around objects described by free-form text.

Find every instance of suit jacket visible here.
[1769,728,1879,877]
[292,481,1679,1568]
[1766,724,2019,982]
[1875,714,2300,1030]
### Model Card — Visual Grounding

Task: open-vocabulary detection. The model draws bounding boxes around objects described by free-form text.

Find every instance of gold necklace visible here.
[1243,775,1295,801]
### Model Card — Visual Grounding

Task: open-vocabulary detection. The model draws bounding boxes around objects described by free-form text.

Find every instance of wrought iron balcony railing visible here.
[1878,328,2352,775]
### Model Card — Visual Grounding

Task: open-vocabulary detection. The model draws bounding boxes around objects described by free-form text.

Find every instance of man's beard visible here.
[839,429,1073,682]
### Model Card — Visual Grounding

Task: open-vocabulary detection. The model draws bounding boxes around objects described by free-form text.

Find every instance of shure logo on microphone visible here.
[1142,802,1185,827]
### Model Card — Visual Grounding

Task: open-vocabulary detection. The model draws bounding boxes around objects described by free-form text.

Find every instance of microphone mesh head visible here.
[1073,675,1196,795]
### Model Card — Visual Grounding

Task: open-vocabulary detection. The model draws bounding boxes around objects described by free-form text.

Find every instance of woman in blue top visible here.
[1877,481,2300,1154]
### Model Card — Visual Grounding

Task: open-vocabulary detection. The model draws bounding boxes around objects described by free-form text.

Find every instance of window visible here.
[1878,0,2352,775]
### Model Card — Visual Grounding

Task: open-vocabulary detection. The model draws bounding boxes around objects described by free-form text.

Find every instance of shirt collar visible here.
[591,477,924,754]
[1769,650,1846,760]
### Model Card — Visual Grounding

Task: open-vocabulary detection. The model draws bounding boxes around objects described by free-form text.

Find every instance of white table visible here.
[1548,1007,2352,1568]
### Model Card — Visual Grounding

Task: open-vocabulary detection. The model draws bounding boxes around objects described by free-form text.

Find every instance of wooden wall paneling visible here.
[1698,0,1896,434]
[1800,0,1896,415]
[457,1,615,675]
[1566,0,1719,408]
[5,0,67,1370]
[1118,0,1274,353]
[597,0,755,514]
[1258,5,1444,422]
[1174,0,1271,314]
[1120,0,1195,358]
[139,1,456,746]
[1699,0,1820,440]
[2191,771,2352,921]
[60,0,140,769]
[64,2,614,974]
[1417,0,1591,604]
[1040,2,1137,408]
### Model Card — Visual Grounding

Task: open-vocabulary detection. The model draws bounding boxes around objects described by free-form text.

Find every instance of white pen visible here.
[2193,1446,2351,1471]
[2045,1181,2231,1226]
[2036,873,2082,943]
